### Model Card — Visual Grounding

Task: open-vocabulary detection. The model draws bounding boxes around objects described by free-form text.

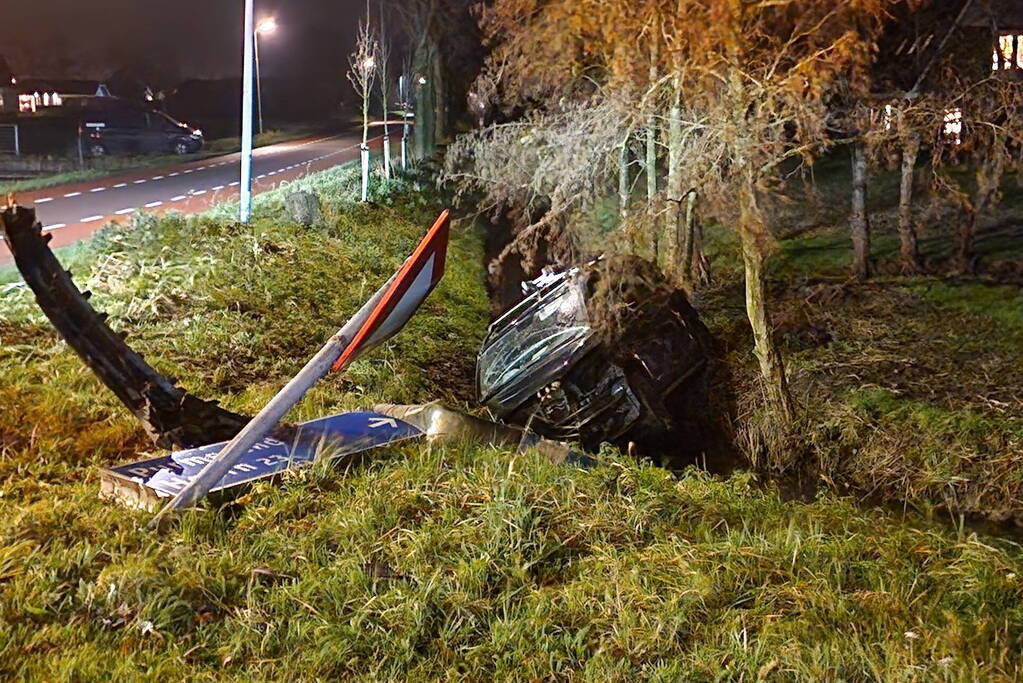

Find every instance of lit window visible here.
[52,93,62,106]
[883,104,894,132]
[42,92,50,106]
[943,108,962,145]
[18,94,36,113]
[993,33,1023,70]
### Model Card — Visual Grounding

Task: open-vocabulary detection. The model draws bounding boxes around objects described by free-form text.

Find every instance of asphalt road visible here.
[1,132,383,265]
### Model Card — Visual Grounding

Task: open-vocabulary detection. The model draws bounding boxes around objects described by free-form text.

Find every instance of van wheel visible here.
[89,143,107,157]
[174,140,191,155]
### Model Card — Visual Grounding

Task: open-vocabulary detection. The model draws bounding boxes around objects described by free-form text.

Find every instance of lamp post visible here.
[255,17,277,136]
[240,9,276,225]
[240,0,255,224]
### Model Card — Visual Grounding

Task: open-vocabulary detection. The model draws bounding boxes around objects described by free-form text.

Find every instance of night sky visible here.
[1,0,369,83]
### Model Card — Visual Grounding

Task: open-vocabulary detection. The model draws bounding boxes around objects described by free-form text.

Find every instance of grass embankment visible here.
[2,164,1023,679]
[700,152,1023,525]
[0,126,325,196]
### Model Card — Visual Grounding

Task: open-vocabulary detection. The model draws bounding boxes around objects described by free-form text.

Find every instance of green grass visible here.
[691,148,1023,527]
[913,281,1023,329]
[4,161,1023,679]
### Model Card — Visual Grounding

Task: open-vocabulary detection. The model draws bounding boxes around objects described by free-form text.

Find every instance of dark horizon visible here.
[1,0,374,85]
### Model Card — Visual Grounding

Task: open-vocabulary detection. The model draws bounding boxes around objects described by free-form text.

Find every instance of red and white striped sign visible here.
[331,209,450,372]
[150,209,453,519]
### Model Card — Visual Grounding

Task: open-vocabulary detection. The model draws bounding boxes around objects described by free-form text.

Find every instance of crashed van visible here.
[477,257,717,457]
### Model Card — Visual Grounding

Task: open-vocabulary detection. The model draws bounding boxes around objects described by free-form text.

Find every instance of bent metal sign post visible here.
[147,210,450,526]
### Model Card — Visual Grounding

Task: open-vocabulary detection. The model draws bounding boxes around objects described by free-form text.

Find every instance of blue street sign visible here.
[100,411,422,507]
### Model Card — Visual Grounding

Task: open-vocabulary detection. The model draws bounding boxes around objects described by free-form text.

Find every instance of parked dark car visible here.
[82,107,203,157]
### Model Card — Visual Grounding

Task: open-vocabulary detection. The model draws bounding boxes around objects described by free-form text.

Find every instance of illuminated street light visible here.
[255,17,278,136]
[241,10,278,224]
[240,0,255,224]
[257,17,278,34]
[418,76,427,85]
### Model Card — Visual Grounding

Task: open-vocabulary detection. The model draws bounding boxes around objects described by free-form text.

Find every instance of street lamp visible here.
[257,17,277,34]
[255,17,277,136]
[240,0,255,224]
[241,7,276,225]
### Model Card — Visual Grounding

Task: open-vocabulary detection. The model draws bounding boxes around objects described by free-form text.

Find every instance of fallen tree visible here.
[1,206,250,449]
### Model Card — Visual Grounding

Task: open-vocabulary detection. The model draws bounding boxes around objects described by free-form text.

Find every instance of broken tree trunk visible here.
[850,141,871,280]
[897,131,921,274]
[0,206,250,449]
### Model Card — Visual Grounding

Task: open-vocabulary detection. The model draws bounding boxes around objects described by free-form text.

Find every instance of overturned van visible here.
[477,256,717,458]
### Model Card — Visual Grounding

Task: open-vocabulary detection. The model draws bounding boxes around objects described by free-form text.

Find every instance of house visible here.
[871,1,1023,145]
[978,5,1023,73]
[14,79,112,114]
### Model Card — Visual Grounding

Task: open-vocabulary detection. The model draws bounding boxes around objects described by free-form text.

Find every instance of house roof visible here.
[16,79,109,96]
[963,0,1023,28]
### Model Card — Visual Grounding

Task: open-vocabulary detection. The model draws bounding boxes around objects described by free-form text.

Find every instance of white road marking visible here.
[197,166,206,170]
[90,187,107,193]
[80,215,105,223]
[268,171,277,176]
[256,174,266,179]
[133,179,147,184]
[169,172,180,177]
[152,175,165,180]
[228,181,240,186]
[212,185,225,191]
[115,208,136,215]
[184,169,193,174]
[64,191,81,198]
[43,223,67,231]
[171,195,187,201]
[35,197,53,203]
[145,201,163,208]
[192,190,207,196]
[113,183,128,188]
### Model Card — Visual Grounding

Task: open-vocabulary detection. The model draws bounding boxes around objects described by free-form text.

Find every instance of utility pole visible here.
[255,29,264,136]
[240,0,255,224]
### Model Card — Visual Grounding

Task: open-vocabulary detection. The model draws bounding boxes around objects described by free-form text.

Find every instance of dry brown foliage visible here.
[445,0,892,434]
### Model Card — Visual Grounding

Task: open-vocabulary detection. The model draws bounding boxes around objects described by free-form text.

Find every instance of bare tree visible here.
[348,18,379,201]
[896,112,922,273]
[850,139,871,280]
